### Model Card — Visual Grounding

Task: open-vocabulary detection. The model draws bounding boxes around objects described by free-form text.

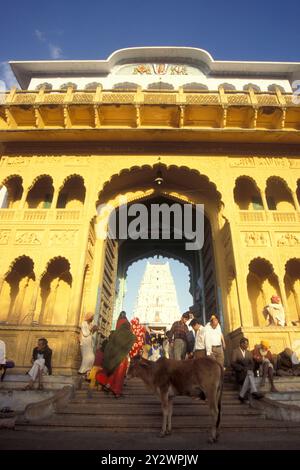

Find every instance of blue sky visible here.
[1,0,300,88]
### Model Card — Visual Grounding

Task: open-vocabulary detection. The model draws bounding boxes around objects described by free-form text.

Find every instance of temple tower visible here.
[133,261,181,330]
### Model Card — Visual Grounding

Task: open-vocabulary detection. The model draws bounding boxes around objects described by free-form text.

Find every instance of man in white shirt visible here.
[231,337,264,402]
[204,315,226,367]
[190,319,206,359]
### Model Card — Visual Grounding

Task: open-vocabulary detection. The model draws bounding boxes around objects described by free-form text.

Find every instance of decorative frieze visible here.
[276,233,300,247]
[0,230,10,244]
[243,231,270,247]
[1,155,91,167]
[49,230,78,246]
[229,157,293,168]
[15,231,43,245]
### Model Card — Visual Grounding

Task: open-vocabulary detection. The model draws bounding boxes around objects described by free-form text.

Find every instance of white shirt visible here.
[194,326,206,351]
[239,347,246,358]
[292,352,300,365]
[204,323,223,356]
[0,340,6,365]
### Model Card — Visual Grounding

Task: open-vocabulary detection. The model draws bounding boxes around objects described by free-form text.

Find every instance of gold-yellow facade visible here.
[0,84,300,374]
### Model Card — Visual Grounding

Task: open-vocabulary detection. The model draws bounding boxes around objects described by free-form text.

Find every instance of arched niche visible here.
[265,177,295,211]
[0,256,35,324]
[26,176,54,209]
[247,258,280,326]
[233,176,263,210]
[0,176,23,208]
[57,175,86,209]
[38,257,72,325]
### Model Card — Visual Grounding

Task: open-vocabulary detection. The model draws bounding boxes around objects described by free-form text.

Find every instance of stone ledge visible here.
[0,374,80,390]
[250,391,300,423]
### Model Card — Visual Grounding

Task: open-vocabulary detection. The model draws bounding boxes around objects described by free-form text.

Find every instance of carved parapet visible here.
[0,89,299,142]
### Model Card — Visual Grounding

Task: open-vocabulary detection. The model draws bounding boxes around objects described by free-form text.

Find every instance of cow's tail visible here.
[216,364,224,429]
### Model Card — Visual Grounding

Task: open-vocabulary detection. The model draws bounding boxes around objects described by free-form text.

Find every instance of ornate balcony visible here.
[1,87,300,144]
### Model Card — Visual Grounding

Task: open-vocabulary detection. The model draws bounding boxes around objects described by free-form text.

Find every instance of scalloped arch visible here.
[1,174,23,187]
[27,174,54,192]
[41,256,71,279]
[234,174,262,191]
[248,257,276,276]
[58,174,86,192]
[97,163,222,205]
[285,258,300,273]
[265,176,292,193]
[243,83,261,92]
[4,255,35,278]
[124,251,193,293]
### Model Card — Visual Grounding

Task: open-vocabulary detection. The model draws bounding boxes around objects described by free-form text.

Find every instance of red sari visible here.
[129,317,145,358]
[96,318,130,397]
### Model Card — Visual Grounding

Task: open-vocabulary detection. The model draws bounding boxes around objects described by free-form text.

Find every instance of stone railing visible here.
[2,87,295,108]
[239,210,300,224]
[239,210,266,223]
[272,212,298,223]
[1,87,298,133]
[0,208,83,223]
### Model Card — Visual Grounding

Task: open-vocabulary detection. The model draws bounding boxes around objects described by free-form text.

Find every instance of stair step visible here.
[16,414,300,429]
[62,404,260,416]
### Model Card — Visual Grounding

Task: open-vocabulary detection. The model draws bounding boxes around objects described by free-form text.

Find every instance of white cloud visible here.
[49,44,63,59]
[0,62,19,90]
[35,29,46,42]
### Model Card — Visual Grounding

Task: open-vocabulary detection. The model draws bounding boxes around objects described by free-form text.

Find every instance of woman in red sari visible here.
[96,312,135,398]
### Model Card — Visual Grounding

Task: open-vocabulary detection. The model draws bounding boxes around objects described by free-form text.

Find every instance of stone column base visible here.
[227,326,300,357]
[0,324,81,376]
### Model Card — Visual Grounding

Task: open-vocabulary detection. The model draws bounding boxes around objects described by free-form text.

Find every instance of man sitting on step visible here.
[276,347,300,377]
[23,338,52,390]
[231,337,264,403]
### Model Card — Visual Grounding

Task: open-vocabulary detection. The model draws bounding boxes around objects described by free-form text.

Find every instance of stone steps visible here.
[9,376,300,434]
[0,374,79,391]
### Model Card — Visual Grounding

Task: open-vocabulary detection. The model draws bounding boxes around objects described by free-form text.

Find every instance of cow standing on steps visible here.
[127,355,223,443]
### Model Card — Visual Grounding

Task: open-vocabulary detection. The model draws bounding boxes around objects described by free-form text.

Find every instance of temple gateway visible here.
[0,46,300,374]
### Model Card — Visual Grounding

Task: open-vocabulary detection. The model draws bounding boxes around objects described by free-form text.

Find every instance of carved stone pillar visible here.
[19,188,28,209]
[259,189,269,211]
[277,275,291,326]
[292,191,300,212]
[51,186,60,209]
[29,278,41,324]
[0,276,4,294]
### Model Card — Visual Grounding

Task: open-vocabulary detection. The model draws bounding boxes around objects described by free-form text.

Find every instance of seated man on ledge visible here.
[23,338,52,390]
[231,337,264,403]
[276,348,300,377]
[263,295,285,326]
[252,340,278,392]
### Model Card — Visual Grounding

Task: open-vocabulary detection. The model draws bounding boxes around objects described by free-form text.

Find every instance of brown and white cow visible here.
[127,356,223,443]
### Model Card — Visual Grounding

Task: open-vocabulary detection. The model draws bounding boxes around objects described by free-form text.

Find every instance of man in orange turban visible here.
[252,340,277,392]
